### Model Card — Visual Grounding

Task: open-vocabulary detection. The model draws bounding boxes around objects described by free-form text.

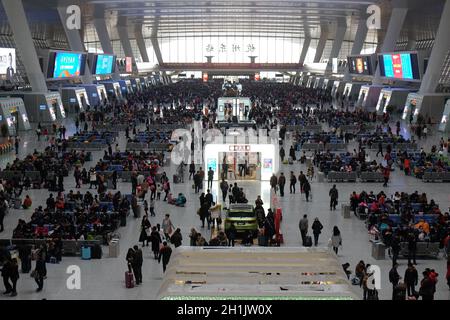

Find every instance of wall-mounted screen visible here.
[0,48,16,80]
[94,54,115,75]
[47,51,86,79]
[347,55,374,75]
[378,52,421,80]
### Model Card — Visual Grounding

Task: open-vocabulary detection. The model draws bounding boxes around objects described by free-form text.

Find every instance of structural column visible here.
[299,36,311,65]
[326,18,347,73]
[2,0,48,92]
[57,1,92,84]
[117,16,137,73]
[134,24,149,63]
[93,5,120,80]
[373,0,409,84]
[344,13,369,80]
[419,0,450,94]
[313,23,329,63]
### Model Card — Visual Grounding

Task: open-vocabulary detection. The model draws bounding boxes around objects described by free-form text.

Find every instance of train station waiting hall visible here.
[0,0,449,303]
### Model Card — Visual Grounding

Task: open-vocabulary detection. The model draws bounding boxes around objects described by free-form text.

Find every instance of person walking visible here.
[9,258,19,297]
[404,262,418,297]
[329,185,338,210]
[170,228,183,248]
[158,241,172,273]
[149,226,162,259]
[270,174,278,194]
[289,171,297,194]
[298,171,307,194]
[278,173,286,197]
[193,171,202,194]
[407,231,417,265]
[391,235,401,267]
[311,218,323,246]
[331,226,342,255]
[299,214,308,246]
[189,161,196,180]
[149,198,156,217]
[303,179,311,202]
[220,179,228,203]
[419,270,435,300]
[207,167,214,189]
[1,257,12,295]
[389,263,401,300]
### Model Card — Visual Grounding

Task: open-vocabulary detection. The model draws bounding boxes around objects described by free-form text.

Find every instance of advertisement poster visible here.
[207,158,217,174]
[95,54,114,75]
[125,57,132,73]
[263,159,272,172]
[53,52,82,78]
[0,48,16,80]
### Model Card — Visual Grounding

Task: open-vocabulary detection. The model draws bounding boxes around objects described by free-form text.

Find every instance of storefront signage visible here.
[228,145,251,152]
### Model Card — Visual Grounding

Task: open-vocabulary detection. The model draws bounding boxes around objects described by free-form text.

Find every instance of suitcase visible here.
[125,271,134,288]
[81,246,91,260]
[91,244,102,259]
[304,236,312,247]
[173,174,180,184]
[288,157,293,165]
[49,256,57,264]
[120,215,127,227]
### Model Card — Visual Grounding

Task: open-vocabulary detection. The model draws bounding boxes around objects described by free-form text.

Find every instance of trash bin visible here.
[318,172,325,183]
[341,204,351,219]
[109,239,120,258]
[371,242,386,260]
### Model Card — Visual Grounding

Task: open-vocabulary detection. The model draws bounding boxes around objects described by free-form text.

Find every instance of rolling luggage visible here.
[288,157,293,165]
[304,236,312,247]
[91,244,102,259]
[173,174,180,184]
[125,271,134,288]
[81,246,91,260]
[120,215,127,227]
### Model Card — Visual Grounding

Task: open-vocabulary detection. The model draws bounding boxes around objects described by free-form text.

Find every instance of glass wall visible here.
[157,35,303,63]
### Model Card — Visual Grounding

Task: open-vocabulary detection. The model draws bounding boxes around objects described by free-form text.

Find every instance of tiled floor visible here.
[0,115,449,300]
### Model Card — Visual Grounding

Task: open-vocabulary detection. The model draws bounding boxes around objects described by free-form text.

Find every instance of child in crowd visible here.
[156,183,162,200]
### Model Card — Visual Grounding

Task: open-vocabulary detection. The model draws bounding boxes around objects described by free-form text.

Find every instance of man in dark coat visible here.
[158,242,172,272]
[132,245,143,285]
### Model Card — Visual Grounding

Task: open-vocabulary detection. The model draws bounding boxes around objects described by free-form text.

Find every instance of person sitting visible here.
[22,195,32,209]
[175,193,186,207]
[167,193,176,205]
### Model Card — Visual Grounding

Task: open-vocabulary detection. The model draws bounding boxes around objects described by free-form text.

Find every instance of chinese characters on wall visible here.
[205,43,256,54]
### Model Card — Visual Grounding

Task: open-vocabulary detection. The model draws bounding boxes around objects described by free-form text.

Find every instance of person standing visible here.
[158,241,172,273]
[329,185,338,210]
[226,222,237,247]
[389,263,401,300]
[279,146,285,163]
[162,214,174,240]
[298,171,307,194]
[0,201,5,232]
[14,137,19,155]
[383,166,390,187]
[407,231,417,265]
[331,226,342,255]
[391,235,401,267]
[289,171,297,194]
[207,167,214,189]
[150,226,162,259]
[112,170,117,190]
[74,167,81,188]
[404,262,418,297]
[8,258,19,297]
[278,173,286,197]
[149,198,156,217]
[289,145,296,161]
[299,214,308,246]
[193,171,202,194]
[133,245,143,285]
[311,218,323,246]
[34,250,46,292]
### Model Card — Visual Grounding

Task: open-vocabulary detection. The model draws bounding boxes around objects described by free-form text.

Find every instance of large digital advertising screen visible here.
[378,52,421,80]
[94,54,115,75]
[0,48,16,80]
[48,51,86,79]
[347,55,374,75]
